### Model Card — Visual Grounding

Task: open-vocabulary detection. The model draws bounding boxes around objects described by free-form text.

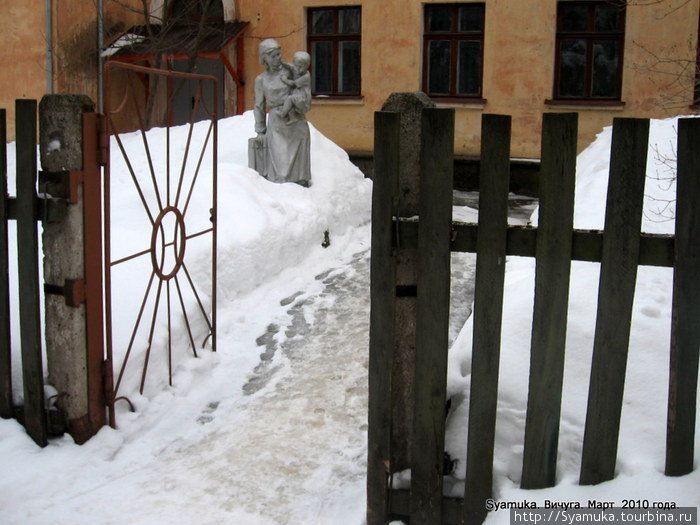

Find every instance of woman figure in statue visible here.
[252,38,311,187]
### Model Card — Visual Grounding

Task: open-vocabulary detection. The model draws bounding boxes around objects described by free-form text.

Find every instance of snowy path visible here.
[1,237,374,525]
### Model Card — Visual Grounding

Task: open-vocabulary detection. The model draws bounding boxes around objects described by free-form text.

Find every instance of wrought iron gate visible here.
[103,62,218,425]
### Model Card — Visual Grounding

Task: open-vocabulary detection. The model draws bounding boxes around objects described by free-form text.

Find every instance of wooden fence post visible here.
[0,108,11,419]
[16,99,48,447]
[367,110,400,525]
[580,117,649,485]
[463,114,511,523]
[665,117,700,476]
[410,107,454,524]
[521,113,578,489]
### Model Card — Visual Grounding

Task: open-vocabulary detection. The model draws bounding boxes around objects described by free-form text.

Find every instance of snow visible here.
[0,112,698,523]
[101,34,147,58]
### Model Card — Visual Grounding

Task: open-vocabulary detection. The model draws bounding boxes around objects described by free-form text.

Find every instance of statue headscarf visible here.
[259,38,281,65]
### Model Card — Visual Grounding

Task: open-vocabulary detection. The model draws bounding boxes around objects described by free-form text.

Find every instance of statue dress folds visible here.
[253,68,311,186]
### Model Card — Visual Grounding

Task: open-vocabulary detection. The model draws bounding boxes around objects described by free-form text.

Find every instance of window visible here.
[422,3,485,99]
[169,0,224,21]
[307,6,361,96]
[553,1,626,101]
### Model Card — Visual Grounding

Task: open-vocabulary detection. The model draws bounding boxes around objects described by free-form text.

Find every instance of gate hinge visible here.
[97,113,108,167]
[44,278,86,307]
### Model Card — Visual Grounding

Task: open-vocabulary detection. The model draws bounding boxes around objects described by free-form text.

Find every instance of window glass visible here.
[339,8,361,34]
[428,40,452,94]
[457,41,481,95]
[558,39,587,97]
[339,41,361,92]
[592,40,620,97]
[429,6,453,32]
[594,5,621,31]
[560,5,589,31]
[459,5,483,32]
[312,41,333,92]
[312,10,334,34]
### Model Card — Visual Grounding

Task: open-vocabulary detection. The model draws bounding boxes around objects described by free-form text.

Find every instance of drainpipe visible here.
[45,0,53,94]
[98,0,104,112]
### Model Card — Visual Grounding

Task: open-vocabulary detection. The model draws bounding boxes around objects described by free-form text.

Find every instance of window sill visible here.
[312,96,364,106]
[431,97,487,109]
[545,99,626,110]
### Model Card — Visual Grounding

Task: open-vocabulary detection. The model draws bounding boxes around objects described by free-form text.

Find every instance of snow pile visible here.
[445,116,699,521]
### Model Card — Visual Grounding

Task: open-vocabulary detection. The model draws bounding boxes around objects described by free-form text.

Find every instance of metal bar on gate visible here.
[103,64,116,428]
[0,109,12,419]
[211,78,218,353]
[82,112,107,433]
[15,99,48,447]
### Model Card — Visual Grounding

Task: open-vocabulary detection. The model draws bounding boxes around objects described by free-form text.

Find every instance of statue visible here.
[249,39,312,187]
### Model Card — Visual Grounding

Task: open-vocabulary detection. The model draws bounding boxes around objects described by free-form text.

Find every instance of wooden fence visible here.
[367,110,699,524]
[0,101,50,446]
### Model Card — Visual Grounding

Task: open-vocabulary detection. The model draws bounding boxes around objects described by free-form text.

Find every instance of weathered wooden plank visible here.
[0,108,12,419]
[398,222,674,267]
[390,489,463,525]
[463,114,511,524]
[410,108,455,524]
[580,117,649,485]
[665,117,700,476]
[16,100,48,447]
[367,111,400,525]
[522,113,578,489]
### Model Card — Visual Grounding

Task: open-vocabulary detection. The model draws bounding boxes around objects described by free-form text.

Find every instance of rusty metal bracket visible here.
[39,170,84,204]
[43,278,86,307]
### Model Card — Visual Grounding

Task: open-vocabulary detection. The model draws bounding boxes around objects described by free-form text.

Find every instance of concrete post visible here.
[380,92,435,471]
[39,94,96,443]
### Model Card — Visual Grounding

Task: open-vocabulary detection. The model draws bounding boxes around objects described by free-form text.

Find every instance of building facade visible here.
[237,0,700,157]
[2,1,700,158]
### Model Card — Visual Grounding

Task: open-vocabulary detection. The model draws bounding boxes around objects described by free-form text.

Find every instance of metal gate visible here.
[103,62,218,425]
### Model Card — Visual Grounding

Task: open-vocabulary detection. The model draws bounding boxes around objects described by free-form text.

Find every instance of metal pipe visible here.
[98,0,104,112]
[45,0,53,94]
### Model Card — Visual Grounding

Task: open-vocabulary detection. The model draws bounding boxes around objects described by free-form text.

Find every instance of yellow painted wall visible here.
[3,0,698,155]
[238,0,700,157]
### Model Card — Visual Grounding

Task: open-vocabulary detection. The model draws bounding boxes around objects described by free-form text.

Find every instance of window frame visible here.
[552,0,626,102]
[306,6,362,98]
[422,2,486,101]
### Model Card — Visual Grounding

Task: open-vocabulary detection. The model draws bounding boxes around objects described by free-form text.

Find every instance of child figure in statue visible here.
[280,51,312,125]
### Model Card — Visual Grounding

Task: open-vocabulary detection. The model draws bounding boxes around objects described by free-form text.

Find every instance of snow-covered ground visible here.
[0,112,697,524]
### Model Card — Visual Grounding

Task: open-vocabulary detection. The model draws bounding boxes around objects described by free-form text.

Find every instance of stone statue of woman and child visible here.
[248,38,312,187]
